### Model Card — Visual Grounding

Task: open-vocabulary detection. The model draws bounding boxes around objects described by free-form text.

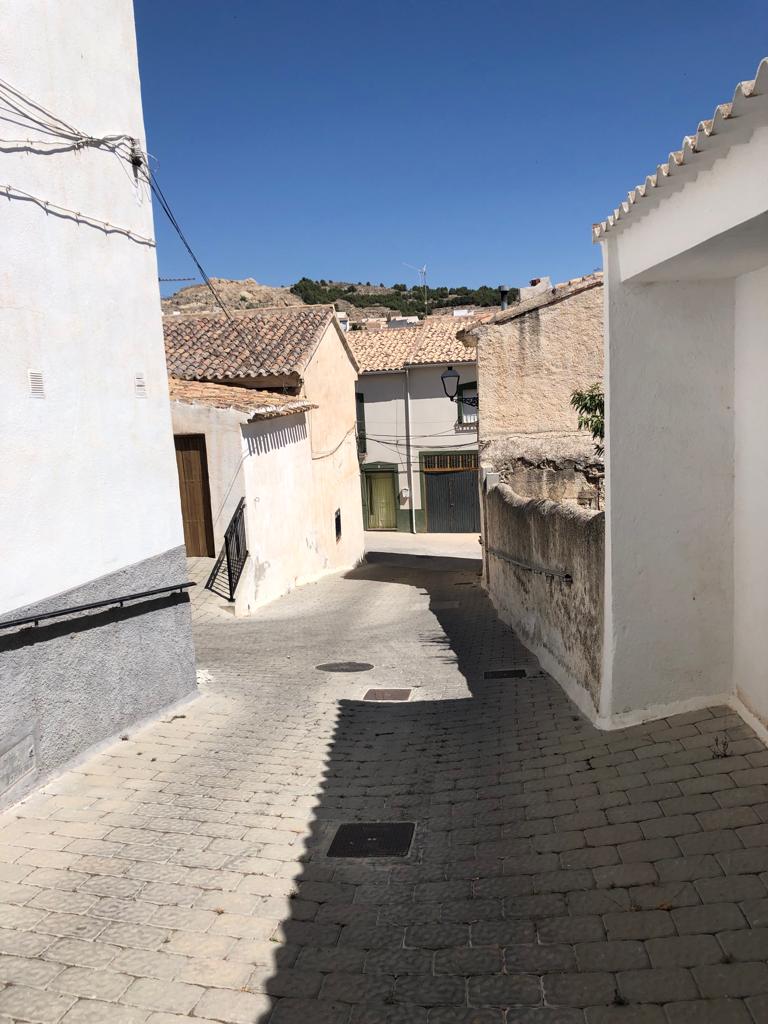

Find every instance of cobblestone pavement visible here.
[2,558,768,1023]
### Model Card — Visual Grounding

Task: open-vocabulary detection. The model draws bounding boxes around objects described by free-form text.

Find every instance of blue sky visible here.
[134,1,767,294]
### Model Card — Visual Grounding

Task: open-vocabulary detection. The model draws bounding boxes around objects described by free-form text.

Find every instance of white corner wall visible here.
[603,267,734,719]
[0,0,183,612]
[734,264,768,727]
[237,414,317,612]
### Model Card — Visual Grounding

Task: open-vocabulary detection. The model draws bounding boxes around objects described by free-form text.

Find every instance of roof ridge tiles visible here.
[593,56,768,241]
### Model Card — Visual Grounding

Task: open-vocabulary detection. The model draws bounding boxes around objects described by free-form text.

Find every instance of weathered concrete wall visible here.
[476,284,603,441]
[0,546,196,810]
[484,483,604,714]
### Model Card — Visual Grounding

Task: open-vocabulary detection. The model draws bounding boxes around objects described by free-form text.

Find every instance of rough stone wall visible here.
[483,483,604,711]
[482,435,604,509]
[477,284,604,440]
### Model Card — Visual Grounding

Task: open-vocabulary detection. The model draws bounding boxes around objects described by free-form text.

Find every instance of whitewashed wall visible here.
[0,0,184,613]
[734,264,768,727]
[600,116,768,727]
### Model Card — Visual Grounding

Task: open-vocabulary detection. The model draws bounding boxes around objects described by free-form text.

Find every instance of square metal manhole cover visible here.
[364,688,411,701]
[484,668,526,679]
[327,822,415,858]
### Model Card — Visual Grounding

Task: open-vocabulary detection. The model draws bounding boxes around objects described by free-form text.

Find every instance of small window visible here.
[335,508,342,542]
[355,393,367,455]
[457,381,478,424]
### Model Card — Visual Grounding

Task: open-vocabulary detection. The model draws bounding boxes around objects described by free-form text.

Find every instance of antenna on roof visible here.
[403,262,428,318]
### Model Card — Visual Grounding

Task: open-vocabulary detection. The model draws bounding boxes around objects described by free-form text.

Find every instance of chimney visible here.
[498,285,510,311]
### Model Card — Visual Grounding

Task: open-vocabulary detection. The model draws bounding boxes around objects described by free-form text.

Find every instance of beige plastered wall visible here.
[301,323,365,575]
[476,285,603,443]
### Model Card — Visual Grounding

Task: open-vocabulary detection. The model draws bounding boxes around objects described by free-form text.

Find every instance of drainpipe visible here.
[404,368,416,534]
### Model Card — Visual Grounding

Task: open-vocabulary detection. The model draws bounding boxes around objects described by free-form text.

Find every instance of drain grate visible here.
[484,668,526,679]
[327,822,415,858]
[316,662,374,673]
[364,688,411,702]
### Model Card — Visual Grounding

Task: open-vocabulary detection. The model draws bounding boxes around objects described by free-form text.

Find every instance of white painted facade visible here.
[0,0,196,808]
[599,75,768,731]
[170,318,364,611]
[1,0,184,613]
[357,361,478,529]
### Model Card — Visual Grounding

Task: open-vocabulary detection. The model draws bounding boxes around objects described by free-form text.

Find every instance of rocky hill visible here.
[161,278,302,314]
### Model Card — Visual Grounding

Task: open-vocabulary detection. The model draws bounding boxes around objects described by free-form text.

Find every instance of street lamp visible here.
[440,365,479,407]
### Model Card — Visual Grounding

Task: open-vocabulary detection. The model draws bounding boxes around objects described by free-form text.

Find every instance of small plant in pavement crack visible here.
[711,734,730,759]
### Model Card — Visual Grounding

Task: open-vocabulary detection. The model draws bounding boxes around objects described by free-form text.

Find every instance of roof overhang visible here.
[593,57,768,243]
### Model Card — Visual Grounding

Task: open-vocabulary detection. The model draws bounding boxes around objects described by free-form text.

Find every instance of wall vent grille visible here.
[28,370,45,398]
[134,373,147,398]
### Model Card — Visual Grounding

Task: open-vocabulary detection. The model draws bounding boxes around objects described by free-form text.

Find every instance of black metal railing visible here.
[0,582,195,632]
[206,498,248,602]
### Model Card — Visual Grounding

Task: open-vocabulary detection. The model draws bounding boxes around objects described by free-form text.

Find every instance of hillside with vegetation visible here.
[162,277,519,318]
[291,278,519,317]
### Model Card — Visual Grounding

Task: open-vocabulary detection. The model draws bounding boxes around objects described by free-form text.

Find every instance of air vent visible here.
[134,373,147,398]
[28,370,45,398]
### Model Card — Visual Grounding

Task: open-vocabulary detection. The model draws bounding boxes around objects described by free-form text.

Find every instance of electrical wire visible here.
[0,184,156,245]
[145,169,255,351]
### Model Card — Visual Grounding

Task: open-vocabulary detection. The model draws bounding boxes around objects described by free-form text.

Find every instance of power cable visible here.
[145,169,254,351]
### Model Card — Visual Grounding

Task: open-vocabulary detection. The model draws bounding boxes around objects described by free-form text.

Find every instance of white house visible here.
[164,306,364,610]
[0,1,196,808]
[350,319,479,533]
[597,56,768,731]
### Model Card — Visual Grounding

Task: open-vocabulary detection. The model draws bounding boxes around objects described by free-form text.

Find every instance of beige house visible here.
[460,274,604,504]
[350,319,480,533]
[164,306,364,612]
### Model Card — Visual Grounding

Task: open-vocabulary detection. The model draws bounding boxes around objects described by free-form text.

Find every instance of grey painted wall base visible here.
[0,546,197,811]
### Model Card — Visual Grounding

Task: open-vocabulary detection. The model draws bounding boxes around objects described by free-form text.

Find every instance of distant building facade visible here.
[350,320,480,533]
[0,1,196,809]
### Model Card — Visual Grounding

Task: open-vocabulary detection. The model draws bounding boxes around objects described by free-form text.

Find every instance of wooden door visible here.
[174,435,215,557]
[366,473,397,530]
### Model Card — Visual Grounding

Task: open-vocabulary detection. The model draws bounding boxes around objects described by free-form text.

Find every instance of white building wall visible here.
[171,402,245,554]
[0,0,195,810]
[407,364,478,511]
[733,264,768,726]
[237,415,318,613]
[602,266,734,720]
[358,371,408,494]
[1,0,184,613]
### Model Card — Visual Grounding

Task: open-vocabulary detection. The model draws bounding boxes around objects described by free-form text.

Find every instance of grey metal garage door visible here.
[424,453,480,533]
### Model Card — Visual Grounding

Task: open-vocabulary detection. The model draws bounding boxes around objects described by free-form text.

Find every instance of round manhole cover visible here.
[316,662,374,673]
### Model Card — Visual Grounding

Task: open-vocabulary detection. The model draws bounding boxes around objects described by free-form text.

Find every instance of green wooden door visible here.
[366,473,397,530]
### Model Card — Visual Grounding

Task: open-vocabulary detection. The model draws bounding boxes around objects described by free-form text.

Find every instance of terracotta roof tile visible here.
[163,305,335,381]
[168,378,316,420]
[349,318,476,373]
[593,56,768,240]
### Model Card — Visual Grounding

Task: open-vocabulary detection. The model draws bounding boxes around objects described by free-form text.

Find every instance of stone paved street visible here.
[2,554,768,1022]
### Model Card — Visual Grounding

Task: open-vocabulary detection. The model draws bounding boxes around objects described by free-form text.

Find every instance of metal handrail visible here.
[0,581,196,632]
[205,498,248,602]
